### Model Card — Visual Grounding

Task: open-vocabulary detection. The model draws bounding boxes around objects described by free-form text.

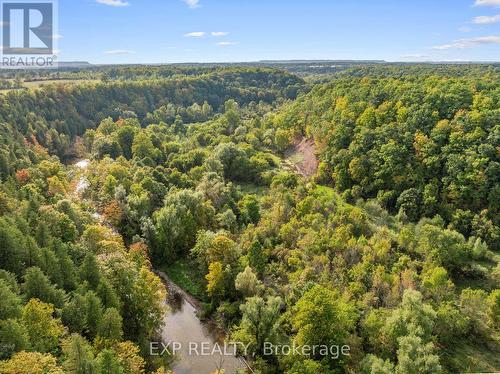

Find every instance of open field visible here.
[0,79,100,94]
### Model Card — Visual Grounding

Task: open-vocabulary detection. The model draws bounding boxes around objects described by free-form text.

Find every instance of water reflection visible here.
[162,285,246,374]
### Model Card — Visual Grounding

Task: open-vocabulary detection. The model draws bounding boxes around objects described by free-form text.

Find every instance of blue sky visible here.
[56,0,500,63]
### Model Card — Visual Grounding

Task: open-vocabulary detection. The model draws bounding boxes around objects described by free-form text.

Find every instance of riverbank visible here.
[155,269,203,311]
[159,258,208,301]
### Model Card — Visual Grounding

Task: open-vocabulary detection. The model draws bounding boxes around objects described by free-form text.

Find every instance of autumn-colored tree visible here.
[0,351,64,374]
[206,262,226,299]
[15,169,30,185]
[103,200,124,227]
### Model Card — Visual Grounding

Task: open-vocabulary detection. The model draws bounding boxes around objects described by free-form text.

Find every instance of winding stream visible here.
[159,273,246,374]
[73,159,246,374]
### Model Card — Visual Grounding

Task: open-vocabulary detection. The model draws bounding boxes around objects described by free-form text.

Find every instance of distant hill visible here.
[57,61,93,68]
[257,59,386,64]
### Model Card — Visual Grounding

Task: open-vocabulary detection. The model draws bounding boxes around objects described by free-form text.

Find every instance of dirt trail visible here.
[284,137,318,177]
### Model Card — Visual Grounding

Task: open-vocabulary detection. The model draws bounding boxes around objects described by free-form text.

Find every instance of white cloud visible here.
[217,41,238,46]
[473,14,500,24]
[96,0,129,6]
[104,49,136,55]
[474,0,500,6]
[182,0,200,9]
[52,33,63,40]
[211,31,229,37]
[432,35,500,49]
[184,31,205,37]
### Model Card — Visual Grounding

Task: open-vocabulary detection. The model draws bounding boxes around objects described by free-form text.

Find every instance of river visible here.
[159,272,246,374]
[73,159,247,374]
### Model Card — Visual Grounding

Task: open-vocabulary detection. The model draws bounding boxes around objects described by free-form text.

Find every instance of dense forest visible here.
[273,66,499,250]
[0,64,498,373]
[0,67,302,161]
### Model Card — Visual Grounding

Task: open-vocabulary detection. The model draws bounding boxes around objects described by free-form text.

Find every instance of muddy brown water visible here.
[160,277,246,374]
[73,159,246,374]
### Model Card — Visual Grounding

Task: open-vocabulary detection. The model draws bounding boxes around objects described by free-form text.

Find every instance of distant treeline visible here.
[3,61,498,81]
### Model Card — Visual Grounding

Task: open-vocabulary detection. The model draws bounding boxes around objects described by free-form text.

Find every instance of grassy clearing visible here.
[315,184,337,198]
[23,79,99,89]
[237,183,269,197]
[441,338,500,373]
[0,88,19,95]
[161,258,208,302]
[0,79,99,94]
[314,185,348,208]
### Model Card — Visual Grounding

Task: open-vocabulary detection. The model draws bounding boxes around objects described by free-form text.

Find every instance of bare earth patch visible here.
[284,137,318,177]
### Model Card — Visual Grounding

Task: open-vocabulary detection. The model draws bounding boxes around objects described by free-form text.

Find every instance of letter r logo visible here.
[2,1,53,54]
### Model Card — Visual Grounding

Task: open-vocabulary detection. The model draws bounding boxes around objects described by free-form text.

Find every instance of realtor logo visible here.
[1,0,57,68]
[2,1,53,54]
